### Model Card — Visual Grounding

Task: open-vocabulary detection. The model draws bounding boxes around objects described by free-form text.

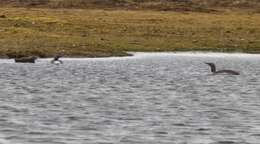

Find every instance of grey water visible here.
[0,52,260,144]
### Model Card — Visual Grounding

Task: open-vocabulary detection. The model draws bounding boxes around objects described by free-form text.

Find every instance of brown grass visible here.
[0,8,260,58]
[1,0,260,12]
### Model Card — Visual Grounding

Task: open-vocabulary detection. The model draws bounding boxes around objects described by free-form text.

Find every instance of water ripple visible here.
[0,53,259,144]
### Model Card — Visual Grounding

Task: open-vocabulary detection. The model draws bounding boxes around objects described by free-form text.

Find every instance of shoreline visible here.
[1,52,260,61]
[1,50,260,59]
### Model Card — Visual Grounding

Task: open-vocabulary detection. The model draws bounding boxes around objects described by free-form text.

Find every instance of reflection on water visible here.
[0,53,260,144]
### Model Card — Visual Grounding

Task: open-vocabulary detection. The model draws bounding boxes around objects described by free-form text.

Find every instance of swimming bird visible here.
[15,56,37,63]
[205,62,240,75]
[51,55,63,64]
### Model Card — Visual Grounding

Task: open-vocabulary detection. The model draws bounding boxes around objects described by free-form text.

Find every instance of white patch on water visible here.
[131,52,260,59]
[0,52,259,64]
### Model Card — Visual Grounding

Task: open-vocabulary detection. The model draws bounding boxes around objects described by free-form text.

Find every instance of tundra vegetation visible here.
[0,0,260,58]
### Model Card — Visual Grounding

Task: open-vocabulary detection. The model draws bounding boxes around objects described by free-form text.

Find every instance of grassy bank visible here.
[0,8,260,58]
[2,0,260,12]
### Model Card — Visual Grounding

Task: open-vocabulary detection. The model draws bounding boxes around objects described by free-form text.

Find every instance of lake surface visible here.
[0,52,260,144]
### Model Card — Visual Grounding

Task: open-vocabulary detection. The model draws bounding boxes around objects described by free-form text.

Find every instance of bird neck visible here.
[210,65,216,73]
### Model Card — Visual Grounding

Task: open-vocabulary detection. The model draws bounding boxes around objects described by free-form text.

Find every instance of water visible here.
[0,52,260,144]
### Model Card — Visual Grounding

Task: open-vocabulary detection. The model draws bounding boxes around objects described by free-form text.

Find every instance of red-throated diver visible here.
[205,62,240,75]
